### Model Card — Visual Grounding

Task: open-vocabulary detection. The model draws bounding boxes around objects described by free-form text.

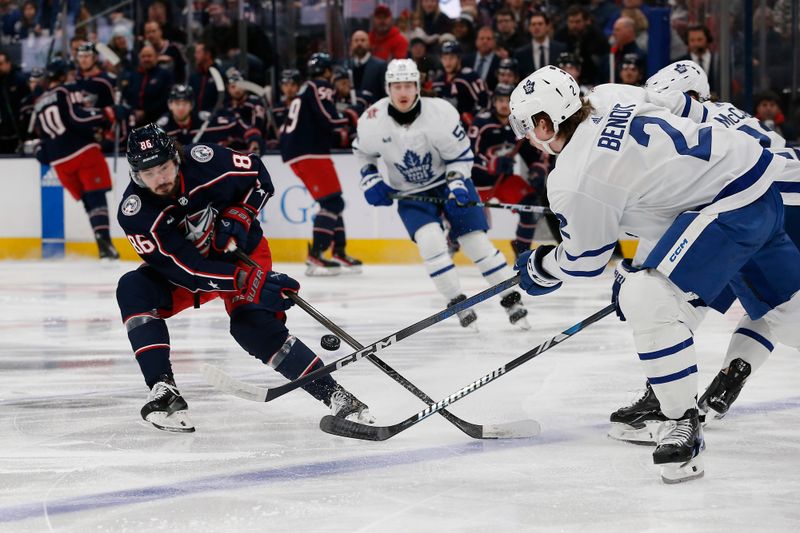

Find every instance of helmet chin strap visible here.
[528,129,560,156]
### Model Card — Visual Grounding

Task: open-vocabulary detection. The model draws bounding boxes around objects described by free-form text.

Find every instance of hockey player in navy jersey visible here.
[431,41,489,127]
[74,41,126,153]
[331,66,371,148]
[116,124,374,433]
[279,53,362,276]
[469,83,549,257]
[510,66,800,483]
[354,59,530,330]
[34,59,120,259]
[225,69,267,152]
[157,84,262,152]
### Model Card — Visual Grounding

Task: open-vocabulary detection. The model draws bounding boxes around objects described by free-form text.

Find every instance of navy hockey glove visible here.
[514,245,562,296]
[611,259,639,321]
[213,204,255,254]
[360,164,395,207]
[233,267,299,312]
[445,171,471,210]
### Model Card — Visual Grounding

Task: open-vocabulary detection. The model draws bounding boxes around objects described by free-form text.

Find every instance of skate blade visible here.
[511,316,531,330]
[305,265,342,277]
[660,455,705,484]
[608,421,662,445]
[337,265,363,275]
[145,410,195,433]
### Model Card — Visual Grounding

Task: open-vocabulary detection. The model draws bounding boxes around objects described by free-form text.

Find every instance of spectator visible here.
[348,29,387,101]
[19,67,44,143]
[201,2,272,84]
[494,8,526,52]
[123,43,173,127]
[452,12,477,55]
[144,20,187,84]
[555,5,609,85]
[189,42,226,112]
[464,25,500,90]
[610,16,645,82]
[618,52,644,86]
[678,24,718,96]
[12,1,38,40]
[754,91,793,140]
[620,7,649,53]
[146,0,186,44]
[416,0,451,38]
[513,11,567,78]
[0,50,29,152]
[1,0,21,41]
[592,0,621,38]
[369,4,408,61]
[409,36,440,93]
[107,25,134,72]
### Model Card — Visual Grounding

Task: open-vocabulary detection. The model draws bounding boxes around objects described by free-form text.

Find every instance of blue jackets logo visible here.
[394,150,434,184]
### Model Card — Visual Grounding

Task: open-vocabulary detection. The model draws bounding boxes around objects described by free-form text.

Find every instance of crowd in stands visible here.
[0,0,798,157]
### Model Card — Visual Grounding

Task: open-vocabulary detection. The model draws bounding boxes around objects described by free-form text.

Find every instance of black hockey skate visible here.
[327,385,375,424]
[141,375,195,433]
[698,358,751,421]
[500,291,531,330]
[330,247,363,274]
[96,235,120,260]
[305,244,342,276]
[448,294,478,329]
[608,382,669,444]
[653,408,705,484]
[510,239,530,259]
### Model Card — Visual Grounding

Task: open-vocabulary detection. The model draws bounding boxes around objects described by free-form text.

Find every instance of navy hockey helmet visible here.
[307,52,333,78]
[556,52,581,69]
[45,59,69,81]
[29,68,45,81]
[496,58,519,74]
[332,66,350,83]
[280,68,302,85]
[127,124,179,187]
[493,83,514,98]
[440,40,462,56]
[168,84,194,102]
[226,68,244,83]
[76,41,98,56]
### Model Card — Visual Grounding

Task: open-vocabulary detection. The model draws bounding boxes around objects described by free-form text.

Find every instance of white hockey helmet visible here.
[385,58,420,95]
[509,66,581,155]
[645,61,711,102]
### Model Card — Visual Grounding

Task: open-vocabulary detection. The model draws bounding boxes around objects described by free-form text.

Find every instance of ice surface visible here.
[1,260,798,532]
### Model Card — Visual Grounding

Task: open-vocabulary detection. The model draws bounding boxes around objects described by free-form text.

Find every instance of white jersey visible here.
[702,101,785,148]
[353,97,474,193]
[540,96,786,280]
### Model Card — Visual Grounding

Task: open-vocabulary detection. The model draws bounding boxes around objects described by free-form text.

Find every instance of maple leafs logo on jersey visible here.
[523,79,535,94]
[674,63,688,74]
[394,150,434,184]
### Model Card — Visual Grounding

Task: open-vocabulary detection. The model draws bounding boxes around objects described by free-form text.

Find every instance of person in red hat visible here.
[369,4,408,61]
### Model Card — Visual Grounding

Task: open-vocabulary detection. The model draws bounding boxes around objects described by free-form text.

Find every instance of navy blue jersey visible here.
[468,110,548,190]
[117,143,274,293]
[34,84,110,164]
[431,68,489,121]
[157,110,261,147]
[123,66,174,125]
[189,66,227,112]
[75,68,116,109]
[279,78,348,163]
[265,96,290,149]
[230,94,267,137]
[332,89,370,148]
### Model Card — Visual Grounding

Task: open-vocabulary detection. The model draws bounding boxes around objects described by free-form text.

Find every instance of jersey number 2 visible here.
[629,116,712,161]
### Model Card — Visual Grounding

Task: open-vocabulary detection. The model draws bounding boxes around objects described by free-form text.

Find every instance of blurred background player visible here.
[556,52,591,96]
[468,83,548,258]
[331,66,370,148]
[74,41,125,153]
[267,68,302,149]
[619,53,645,87]
[116,124,373,432]
[432,40,489,127]
[279,53,362,276]
[33,59,121,260]
[225,68,267,153]
[157,84,261,152]
[354,59,529,330]
[494,58,520,89]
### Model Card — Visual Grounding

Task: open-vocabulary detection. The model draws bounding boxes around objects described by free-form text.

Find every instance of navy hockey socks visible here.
[269,336,337,402]
[333,214,346,250]
[126,314,172,389]
[311,209,337,254]
[82,190,111,241]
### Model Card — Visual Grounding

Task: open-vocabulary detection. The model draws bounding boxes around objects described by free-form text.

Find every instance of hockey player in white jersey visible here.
[353,59,530,330]
[509,65,800,483]
[606,61,800,442]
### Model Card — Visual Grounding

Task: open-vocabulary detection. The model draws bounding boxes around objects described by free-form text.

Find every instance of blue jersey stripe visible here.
[735,328,775,352]
[560,265,606,277]
[681,93,692,117]
[638,338,694,360]
[701,105,708,122]
[563,241,617,261]
[442,147,472,164]
[649,364,698,385]
[777,182,800,193]
[481,262,506,277]
[712,149,773,203]
[430,264,455,278]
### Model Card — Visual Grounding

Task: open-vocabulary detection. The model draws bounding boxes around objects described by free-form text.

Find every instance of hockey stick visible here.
[391,193,553,215]
[192,66,225,143]
[203,274,520,404]
[319,303,616,441]
[217,249,538,439]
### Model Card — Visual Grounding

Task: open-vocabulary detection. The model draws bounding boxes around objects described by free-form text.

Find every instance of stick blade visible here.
[202,364,267,402]
[319,415,393,441]
[481,419,542,439]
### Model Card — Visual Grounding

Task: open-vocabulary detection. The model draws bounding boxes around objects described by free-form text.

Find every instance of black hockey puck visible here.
[320,334,341,351]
